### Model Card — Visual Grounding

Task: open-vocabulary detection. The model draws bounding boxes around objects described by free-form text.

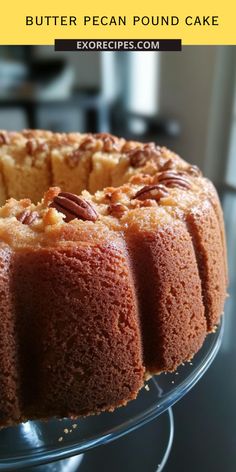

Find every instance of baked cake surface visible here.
[0,129,227,427]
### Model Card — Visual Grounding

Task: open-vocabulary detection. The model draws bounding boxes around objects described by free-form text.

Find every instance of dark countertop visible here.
[77,190,236,472]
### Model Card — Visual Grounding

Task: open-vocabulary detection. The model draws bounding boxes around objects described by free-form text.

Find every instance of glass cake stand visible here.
[0,320,223,471]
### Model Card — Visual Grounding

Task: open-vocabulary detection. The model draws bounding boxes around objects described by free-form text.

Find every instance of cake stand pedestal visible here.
[0,320,223,472]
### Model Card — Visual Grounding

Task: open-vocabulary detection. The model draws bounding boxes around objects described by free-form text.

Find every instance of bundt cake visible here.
[0,130,227,428]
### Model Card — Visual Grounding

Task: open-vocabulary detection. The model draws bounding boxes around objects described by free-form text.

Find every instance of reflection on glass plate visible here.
[0,319,223,470]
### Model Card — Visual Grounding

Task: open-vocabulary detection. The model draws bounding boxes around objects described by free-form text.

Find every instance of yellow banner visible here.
[0,0,235,45]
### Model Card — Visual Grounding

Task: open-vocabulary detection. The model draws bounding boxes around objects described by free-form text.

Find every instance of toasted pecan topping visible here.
[109,188,129,204]
[0,132,9,145]
[129,149,147,168]
[79,137,95,151]
[135,199,158,208]
[22,129,36,139]
[25,139,38,156]
[91,133,120,152]
[129,173,154,186]
[121,141,138,153]
[17,210,39,225]
[43,207,62,226]
[50,192,98,222]
[65,149,84,168]
[161,159,176,171]
[187,164,202,177]
[103,191,113,202]
[43,187,61,206]
[94,132,117,140]
[103,136,119,152]
[22,129,52,140]
[80,133,119,152]
[157,171,191,189]
[26,139,49,156]
[108,203,127,217]
[133,184,169,201]
[128,144,161,168]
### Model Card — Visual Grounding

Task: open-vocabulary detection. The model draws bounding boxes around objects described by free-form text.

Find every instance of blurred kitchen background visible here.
[0,46,236,188]
[0,46,236,472]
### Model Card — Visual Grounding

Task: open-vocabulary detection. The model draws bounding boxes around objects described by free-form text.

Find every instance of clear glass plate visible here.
[0,319,223,470]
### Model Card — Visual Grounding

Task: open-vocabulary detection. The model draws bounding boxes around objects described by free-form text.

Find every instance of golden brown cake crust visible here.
[0,244,21,426]
[12,241,144,421]
[186,200,227,330]
[0,130,228,426]
[126,220,207,373]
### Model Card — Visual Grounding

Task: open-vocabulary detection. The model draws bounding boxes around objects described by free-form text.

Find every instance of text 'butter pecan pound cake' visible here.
[0,129,227,427]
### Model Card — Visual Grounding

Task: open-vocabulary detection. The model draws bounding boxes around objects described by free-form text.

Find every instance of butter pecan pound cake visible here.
[0,130,227,427]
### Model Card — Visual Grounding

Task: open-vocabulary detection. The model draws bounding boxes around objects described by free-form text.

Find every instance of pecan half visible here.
[157,171,191,189]
[50,192,98,222]
[129,149,147,168]
[17,210,39,225]
[133,184,169,201]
